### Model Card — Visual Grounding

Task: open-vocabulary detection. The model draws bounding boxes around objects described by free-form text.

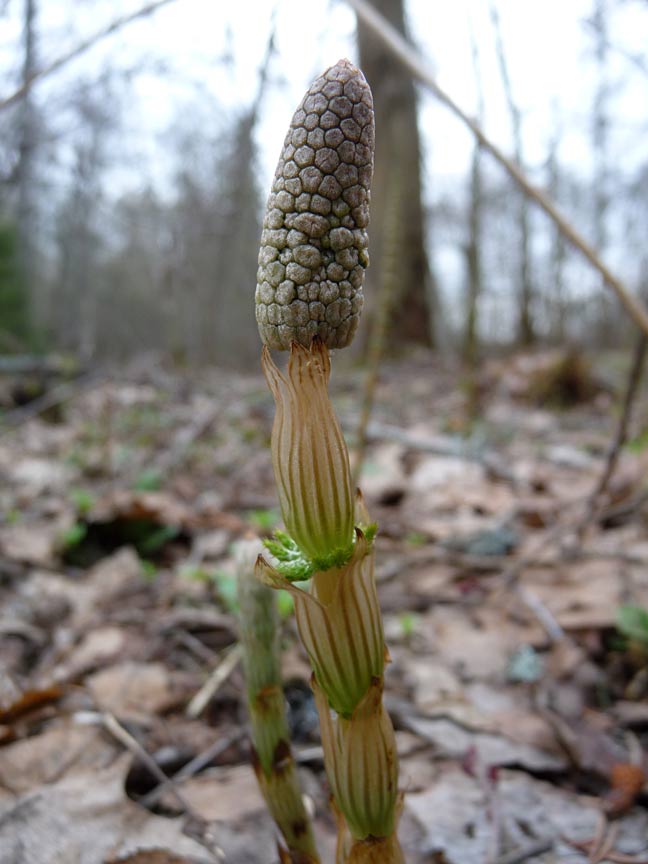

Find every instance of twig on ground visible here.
[77,711,225,861]
[533,700,583,770]
[499,514,577,590]
[515,585,565,643]
[398,544,648,580]
[595,489,648,528]
[140,728,245,809]
[474,756,503,864]
[562,812,648,864]
[351,419,515,482]
[186,643,242,719]
[0,370,107,436]
[494,839,553,864]
[173,628,220,665]
[345,0,648,336]
[155,406,219,473]
[577,332,648,539]
[99,711,195,815]
[489,514,581,644]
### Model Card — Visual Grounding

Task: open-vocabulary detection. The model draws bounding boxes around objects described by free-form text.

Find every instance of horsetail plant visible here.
[236,539,320,864]
[254,60,404,864]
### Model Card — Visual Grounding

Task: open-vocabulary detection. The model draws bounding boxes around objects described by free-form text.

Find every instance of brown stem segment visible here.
[236,539,320,864]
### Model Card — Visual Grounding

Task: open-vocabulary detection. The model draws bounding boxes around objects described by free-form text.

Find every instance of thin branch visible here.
[578,331,648,536]
[591,331,647,499]
[490,4,522,146]
[515,585,565,643]
[463,16,485,370]
[99,711,195,815]
[583,17,648,81]
[186,643,242,719]
[350,419,516,483]
[0,0,180,113]
[0,369,106,436]
[140,729,245,809]
[490,2,534,345]
[345,0,648,337]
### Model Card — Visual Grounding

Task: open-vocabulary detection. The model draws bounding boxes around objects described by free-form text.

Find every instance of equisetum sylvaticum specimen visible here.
[254,59,404,864]
[236,539,320,864]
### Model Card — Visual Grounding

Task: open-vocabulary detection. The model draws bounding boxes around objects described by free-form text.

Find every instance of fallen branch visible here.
[155,405,219,473]
[595,488,648,527]
[186,643,242,719]
[345,0,648,336]
[515,585,565,643]
[140,728,245,809]
[0,355,79,376]
[395,543,648,583]
[578,332,648,538]
[0,369,106,436]
[96,711,227,861]
[494,839,554,864]
[99,711,195,815]
[351,418,515,482]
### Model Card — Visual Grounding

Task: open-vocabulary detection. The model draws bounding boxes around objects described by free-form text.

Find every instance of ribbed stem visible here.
[255,58,403,864]
[236,539,320,864]
[256,344,404,862]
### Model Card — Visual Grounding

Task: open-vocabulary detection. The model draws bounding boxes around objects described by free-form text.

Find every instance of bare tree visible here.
[15,0,38,325]
[356,0,437,348]
[54,85,116,361]
[346,0,648,336]
[210,108,263,367]
[589,0,621,343]
[97,189,171,360]
[490,2,535,346]
[166,106,262,367]
[545,111,568,342]
[463,21,485,367]
[592,0,611,255]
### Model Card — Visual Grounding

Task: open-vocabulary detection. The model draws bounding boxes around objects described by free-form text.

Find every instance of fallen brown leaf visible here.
[0,683,64,723]
[604,763,647,816]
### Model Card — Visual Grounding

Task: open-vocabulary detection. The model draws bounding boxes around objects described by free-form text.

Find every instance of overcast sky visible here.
[2,0,648,201]
[3,0,648,331]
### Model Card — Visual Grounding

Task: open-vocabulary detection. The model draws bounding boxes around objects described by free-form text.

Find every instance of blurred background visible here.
[4,6,648,859]
[2,0,648,372]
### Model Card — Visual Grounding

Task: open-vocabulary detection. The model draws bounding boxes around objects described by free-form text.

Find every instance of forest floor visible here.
[1,345,648,864]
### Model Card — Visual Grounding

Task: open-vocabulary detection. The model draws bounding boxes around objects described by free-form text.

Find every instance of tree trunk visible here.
[463,24,485,368]
[592,0,609,255]
[356,0,436,349]
[15,0,38,327]
[463,143,482,367]
[490,3,535,346]
[546,120,567,342]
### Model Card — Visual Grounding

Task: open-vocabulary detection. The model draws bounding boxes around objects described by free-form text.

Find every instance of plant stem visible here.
[236,539,320,864]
